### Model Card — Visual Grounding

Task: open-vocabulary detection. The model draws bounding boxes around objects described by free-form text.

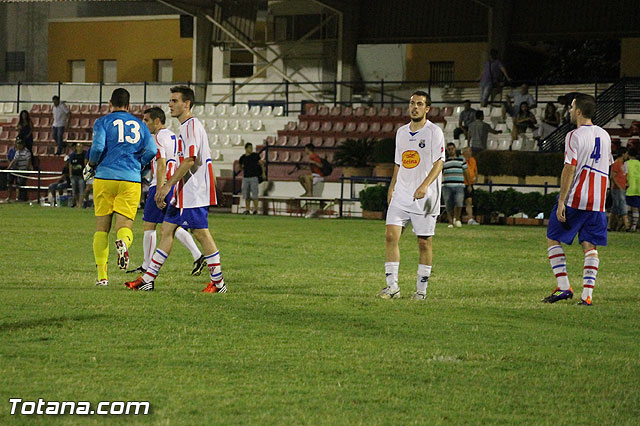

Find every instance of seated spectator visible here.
[535,102,561,141]
[468,110,502,152]
[67,143,87,208]
[16,110,34,156]
[47,163,71,207]
[453,100,476,140]
[502,83,536,121]
[3,139,31,202]
[511,102,537,141]
[299,143,325,197]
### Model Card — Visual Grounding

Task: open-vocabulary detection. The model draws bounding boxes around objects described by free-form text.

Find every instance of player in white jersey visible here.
[126,86,226,293]
[543,94,613,306]
[126,107,206,276]
[378,91,445,300]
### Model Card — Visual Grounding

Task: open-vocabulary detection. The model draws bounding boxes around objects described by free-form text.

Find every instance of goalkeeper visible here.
[83,88,156,287]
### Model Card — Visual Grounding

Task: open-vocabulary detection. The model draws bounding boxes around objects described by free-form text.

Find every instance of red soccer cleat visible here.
[202,282,227,294]
[125,276,154,291]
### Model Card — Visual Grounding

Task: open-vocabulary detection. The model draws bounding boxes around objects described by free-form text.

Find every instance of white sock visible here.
[416,264,432,293]
[205,251,224,287]
[582,250,599,301]
[175,227,202,261]
[547,245,570,290]
[142,230,156,270]
[384,262,399,289]
[632,211,639,230]
[143,249,168,283]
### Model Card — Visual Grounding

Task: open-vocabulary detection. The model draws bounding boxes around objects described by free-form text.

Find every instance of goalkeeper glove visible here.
[83,163,96,181]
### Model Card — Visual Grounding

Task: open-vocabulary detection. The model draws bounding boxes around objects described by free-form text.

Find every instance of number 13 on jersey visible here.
[113,119,141,144]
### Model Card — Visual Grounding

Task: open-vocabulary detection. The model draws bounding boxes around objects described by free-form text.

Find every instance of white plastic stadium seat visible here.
[458,133,466,147]
[238,104,250,116]
[207,119,218,132]
[193,105,204,117]
[3,102,15,114]
[261,105,273,116]
[510,139,522,151]
[273,106,284,116]
[211,149,222,160]
[210,134,220,146]
[229,119,240,131]
[231,134,243,146]
[251,119,263,131]
[487,139,498,150]
[241,120,252,132]
[205,105,215,117]
[218,119,229,132]
[215,104,227,116]
[249,105,261,116]
[228,105,238,116]
[495,123,508,133]
[221,134,231,146]
[497,139,511,150]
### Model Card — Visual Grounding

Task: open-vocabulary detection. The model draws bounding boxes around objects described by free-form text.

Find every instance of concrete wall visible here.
[621,38,640,77]
[405,42,489,84]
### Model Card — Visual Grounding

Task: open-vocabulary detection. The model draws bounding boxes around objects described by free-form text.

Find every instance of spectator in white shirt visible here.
[52,95,70,155]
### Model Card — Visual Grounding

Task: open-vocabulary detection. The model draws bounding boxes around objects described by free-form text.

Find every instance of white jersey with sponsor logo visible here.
[150,128,178,187]
[172,116,217,209]
[564,124,613,212]
[391,120,445,214]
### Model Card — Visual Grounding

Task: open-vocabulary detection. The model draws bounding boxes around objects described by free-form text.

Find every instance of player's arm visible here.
[414,159,444,200]
[156,157,167,188]
[387,164,400,205]
[155,156,195,208]
[84,120,105,180]
[556,163,576,222]
[140,127,157,166]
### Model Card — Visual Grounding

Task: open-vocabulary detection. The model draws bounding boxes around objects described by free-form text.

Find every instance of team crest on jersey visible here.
[402,150,420,169]
[419,139,425,148]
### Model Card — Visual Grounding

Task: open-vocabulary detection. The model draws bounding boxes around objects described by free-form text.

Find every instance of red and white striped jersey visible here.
[564,125,613,212]
[150,128,178,187]
[172,116,217,208]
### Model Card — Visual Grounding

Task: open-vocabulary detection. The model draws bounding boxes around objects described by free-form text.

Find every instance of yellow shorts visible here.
[93,178,141,220]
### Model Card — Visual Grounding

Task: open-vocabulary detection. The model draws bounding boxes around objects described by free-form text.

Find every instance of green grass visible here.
[0,204,639,425]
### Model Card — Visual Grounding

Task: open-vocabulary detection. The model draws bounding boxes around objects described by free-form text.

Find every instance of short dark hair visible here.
[490,49,499,59]
[144,107,166,124]
[244,142,253,149]
[629,146,638,159]
[447,142,456,148]
[475,110,484,120]
[411,90,431,106]
[305,143,315,152]
[170,86,195,110]
[574,94,596,119]
[614,146,627,159]
[464,100,471,105]
[52,95,60,101]
[110,88,130,108]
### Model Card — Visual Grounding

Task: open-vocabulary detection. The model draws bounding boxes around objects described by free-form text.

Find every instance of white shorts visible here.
[386,201,437,236]
[312,173,324,185]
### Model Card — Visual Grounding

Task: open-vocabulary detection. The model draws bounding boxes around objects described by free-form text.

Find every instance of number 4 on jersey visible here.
[590,137,601,162]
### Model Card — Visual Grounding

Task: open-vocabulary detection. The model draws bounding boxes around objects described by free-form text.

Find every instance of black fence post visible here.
[16,81,21,112]
[232,80,236,106]
[143,81,147,106]
[333,80,337,106]
[99,81,103,107]
[380,79,384,108]
[284,80,289,115]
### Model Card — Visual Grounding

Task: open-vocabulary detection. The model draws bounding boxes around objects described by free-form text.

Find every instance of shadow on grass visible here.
[0,313,110,333]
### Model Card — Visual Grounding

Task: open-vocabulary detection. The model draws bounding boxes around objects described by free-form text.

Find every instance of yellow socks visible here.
[93,231,109,280]
[116,227,133,249]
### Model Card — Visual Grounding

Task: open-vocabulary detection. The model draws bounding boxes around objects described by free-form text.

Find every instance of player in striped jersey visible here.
[125,86,226,293]
[543,94,612,306]
[126,107,206,276]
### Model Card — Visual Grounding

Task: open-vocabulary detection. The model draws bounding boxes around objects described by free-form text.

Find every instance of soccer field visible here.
[1,204,638,425]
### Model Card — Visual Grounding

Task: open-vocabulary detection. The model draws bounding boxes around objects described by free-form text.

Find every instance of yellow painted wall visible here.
[621,38,640,77]
[48,18,192,82]
[406,42,488,84]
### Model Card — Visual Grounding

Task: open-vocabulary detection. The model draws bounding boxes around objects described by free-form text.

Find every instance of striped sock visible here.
[142,230,156,270]
[206,251,224,288]
[547,245,570,290]
[143,249,168,283]
[582,249,599,301]
[416,264,432,294]
[385,262,399,290]
[632,210,639,230]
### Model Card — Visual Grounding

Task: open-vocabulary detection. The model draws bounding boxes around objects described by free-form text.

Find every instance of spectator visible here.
[3,139,31,202]
[511,102,537,141]
[82,148,93,208]
[47,163,71,207]
[16,110,34,155]
[535,102,561,142]
[453,100,476,140]
[502,83,536,121]
[299,143,325,197]
[238,142,266,215]
[608,148,629,231]
[67,142,87,208]
[468,110,502,152]
[461,147,479,225]
[442,142,469,228]
[626,147,640,232]
[479,49,511,107]
[52,95,70,155]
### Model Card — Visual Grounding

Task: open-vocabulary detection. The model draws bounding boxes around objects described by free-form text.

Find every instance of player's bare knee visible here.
[417,236,431,251]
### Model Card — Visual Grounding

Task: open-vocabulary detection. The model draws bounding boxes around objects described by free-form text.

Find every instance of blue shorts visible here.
[626,195,640,208]
[164,205,209,229]
[142,186,175,224]
[547,202,607,246]
[442,185,465,212]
